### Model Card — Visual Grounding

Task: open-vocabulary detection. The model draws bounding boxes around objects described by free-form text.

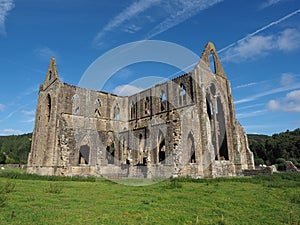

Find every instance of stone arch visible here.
[179,83,186,106]
[79,136,90,165]
[113,104,120,120]
[144,97,150,115]
[95,98,101,117]
[130,102,136,119]
[157,130,165,164]
[188,132,196,163]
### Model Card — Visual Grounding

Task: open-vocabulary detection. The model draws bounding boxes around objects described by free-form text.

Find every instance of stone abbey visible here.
[27,42,254,178]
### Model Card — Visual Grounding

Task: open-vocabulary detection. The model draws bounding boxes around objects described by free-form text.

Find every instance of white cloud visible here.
[0,103,5,112]
[1,129,22,135]
[21,110,35,116]
[22,117,35,123]
[233,82,257,89]
[223,28,300,63]
[267,89,300,112]
[277,28,300,51]
[34,47,58,59]
[236,110,267,119]
[0,0,14,36]
[93,0,161,46]
[113,84,144,96]
[235,74,300,104]
[146,0,223,39]
[259,0,288,9]
[93,0,223,46]
[123,24,142,34]
[281,73,295,86]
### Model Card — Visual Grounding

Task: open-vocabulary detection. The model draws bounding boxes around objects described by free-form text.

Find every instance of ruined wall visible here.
[28,42,254,178]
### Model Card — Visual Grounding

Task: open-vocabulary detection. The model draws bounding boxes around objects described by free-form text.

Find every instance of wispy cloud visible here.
[21,110,35,116]
[0,0,14,36]
[145,0,223,39]
[219,8,300,55]
[235,73,300,104]
[0,103,5,112]
[1,128,22,135]
[267,89,300,112]
[93,0,161,46]
[233,82,257,90]
[34,46,59,60]
[113,84,144,96]
[222,28,300,62]
[259,0,288,9]
[93,0,223,46]
[236,109,267,119]
[22,117,35,123]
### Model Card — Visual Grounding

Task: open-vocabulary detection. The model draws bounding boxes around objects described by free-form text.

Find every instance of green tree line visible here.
[0,133,32,164]
[0,128,299,166]
[248,128,300,168]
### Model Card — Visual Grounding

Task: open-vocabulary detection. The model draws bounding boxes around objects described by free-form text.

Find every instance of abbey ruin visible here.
[27,42,254,178]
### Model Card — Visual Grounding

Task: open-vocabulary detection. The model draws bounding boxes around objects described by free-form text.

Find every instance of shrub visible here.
[254,158,264,166]
[276,158,286,164]
[44,183,63,194]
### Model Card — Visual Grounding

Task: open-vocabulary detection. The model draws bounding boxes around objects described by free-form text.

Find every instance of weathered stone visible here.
[27,42,254,178]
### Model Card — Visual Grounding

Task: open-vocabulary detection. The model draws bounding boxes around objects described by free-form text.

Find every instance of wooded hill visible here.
[0,129,299,167]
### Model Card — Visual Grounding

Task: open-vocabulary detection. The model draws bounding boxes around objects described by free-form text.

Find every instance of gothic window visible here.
[209,51,216,73]
[158,131,165,164]
[160,91,166,111]
[130,102,135,119]
[95,98,101,117]
[47,94,51,122]
[79,145,90,165]
[49,71,52,82]
[74,107,79,114]
[179,83,186,96]
[106,143,115,164]
[145,97,150,115]
[113,104,120,120]
[72,94,79,101]
[188,133,196,163]
[179,83,186,106]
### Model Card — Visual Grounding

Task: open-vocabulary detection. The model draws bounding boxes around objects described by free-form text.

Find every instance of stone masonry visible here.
[27,42,255,178]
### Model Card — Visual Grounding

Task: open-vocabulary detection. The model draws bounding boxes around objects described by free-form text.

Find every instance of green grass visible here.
[0,169,299,224]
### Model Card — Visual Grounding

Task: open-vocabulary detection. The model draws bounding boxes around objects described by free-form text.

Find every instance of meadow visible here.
[0,169,299,224]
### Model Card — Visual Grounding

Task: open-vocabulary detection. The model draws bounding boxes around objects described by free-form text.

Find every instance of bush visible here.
[254,158,264,166]
[276,158,286,164]
[44,183,63,194]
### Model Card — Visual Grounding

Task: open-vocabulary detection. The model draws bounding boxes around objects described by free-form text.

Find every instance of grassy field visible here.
[0,169,299,224]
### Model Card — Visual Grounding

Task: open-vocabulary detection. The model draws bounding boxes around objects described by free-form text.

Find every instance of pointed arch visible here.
[160,91,166,111]
[113,104,120,120]
[188,132,196,163]
[157,130,165,164]
[144,97,150,115]
[46,94,51,122]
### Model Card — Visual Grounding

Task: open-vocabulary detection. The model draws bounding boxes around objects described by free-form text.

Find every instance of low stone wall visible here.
[285,161,300,172]
[0,164,27,169]
[243,166,274,176]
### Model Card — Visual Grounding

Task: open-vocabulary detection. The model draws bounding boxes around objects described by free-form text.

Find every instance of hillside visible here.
[248,128,300,167]
[0,133,32,164]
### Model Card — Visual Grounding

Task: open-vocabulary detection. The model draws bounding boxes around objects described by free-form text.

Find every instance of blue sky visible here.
[0,0,300,135]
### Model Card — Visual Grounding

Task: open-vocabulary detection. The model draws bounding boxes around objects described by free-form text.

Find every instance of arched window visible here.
[160,91,166,111]
[158,130,165,164]
[145,97,150,115]
[179,83,186,106]
[114,104,120,120]
[49,71,52,82]
[179,83,186,96]
[209,51,216,73]
[72,94,79,101]
[95,98,101,117]
[130,102,135,119]
[188,133,196,163]
[47,94,51,122]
